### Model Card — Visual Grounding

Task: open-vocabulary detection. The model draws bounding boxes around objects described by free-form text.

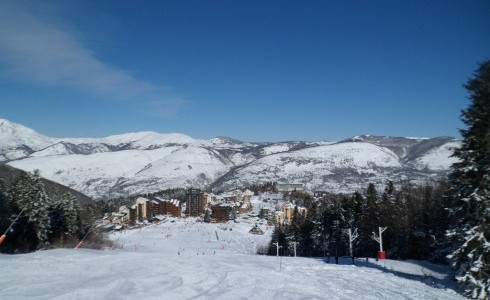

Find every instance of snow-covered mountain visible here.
[0,119,459,198]
[210,136,460,193]
[0,119,57,160]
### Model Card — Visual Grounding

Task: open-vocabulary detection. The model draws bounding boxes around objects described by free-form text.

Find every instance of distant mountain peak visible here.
[0,118,39,136]
[0,118,57,160]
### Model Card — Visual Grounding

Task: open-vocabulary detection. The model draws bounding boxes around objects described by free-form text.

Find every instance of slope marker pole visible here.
[372,226,387,259]
[75,226,94,249]
[345,228,358,264]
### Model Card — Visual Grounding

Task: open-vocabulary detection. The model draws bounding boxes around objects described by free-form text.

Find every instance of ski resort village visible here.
[100,186,308,230]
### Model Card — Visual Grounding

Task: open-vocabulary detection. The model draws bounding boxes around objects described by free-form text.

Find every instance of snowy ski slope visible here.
[0,217,463,300]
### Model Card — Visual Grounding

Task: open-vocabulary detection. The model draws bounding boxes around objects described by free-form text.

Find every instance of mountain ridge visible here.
[0,118,459,198]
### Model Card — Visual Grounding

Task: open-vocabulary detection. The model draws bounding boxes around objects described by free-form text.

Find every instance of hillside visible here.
[0,118,459,198]
[212,142,404,193]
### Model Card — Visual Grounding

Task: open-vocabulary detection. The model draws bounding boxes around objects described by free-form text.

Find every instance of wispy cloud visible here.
[0,1,187,117]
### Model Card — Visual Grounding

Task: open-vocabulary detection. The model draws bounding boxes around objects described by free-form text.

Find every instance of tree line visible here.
[266,180,449,262]
[0,170,100,253]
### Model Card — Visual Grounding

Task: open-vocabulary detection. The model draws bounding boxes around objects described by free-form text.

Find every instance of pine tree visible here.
[63,193,79,235]
[427,180,450,262]
[49,193,79,245]
[310,201,328,255]
[380,181,395,228]
[341,195,356,230]
[351,191,364,228]
[9,170,51,249]
[329,202,345,262]
[446,61,490,299]
[316,201,335,256]
[28,170,51,244]
[301,201,318,256]
[359,183,380,257]
[286,206,302,254]
[379,181,396,257]
[299,218,315,256]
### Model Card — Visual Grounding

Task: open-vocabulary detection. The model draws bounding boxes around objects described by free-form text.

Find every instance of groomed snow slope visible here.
[0,218,463,300]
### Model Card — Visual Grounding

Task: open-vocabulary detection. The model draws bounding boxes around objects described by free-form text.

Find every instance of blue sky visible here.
[0,0,489,142]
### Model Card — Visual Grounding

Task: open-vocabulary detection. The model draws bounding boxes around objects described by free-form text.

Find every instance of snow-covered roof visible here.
[168,199,180,207]
[119,205,129,213]
[154,197,180,207]
[249,224,264,235]
[136,197,149,204]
